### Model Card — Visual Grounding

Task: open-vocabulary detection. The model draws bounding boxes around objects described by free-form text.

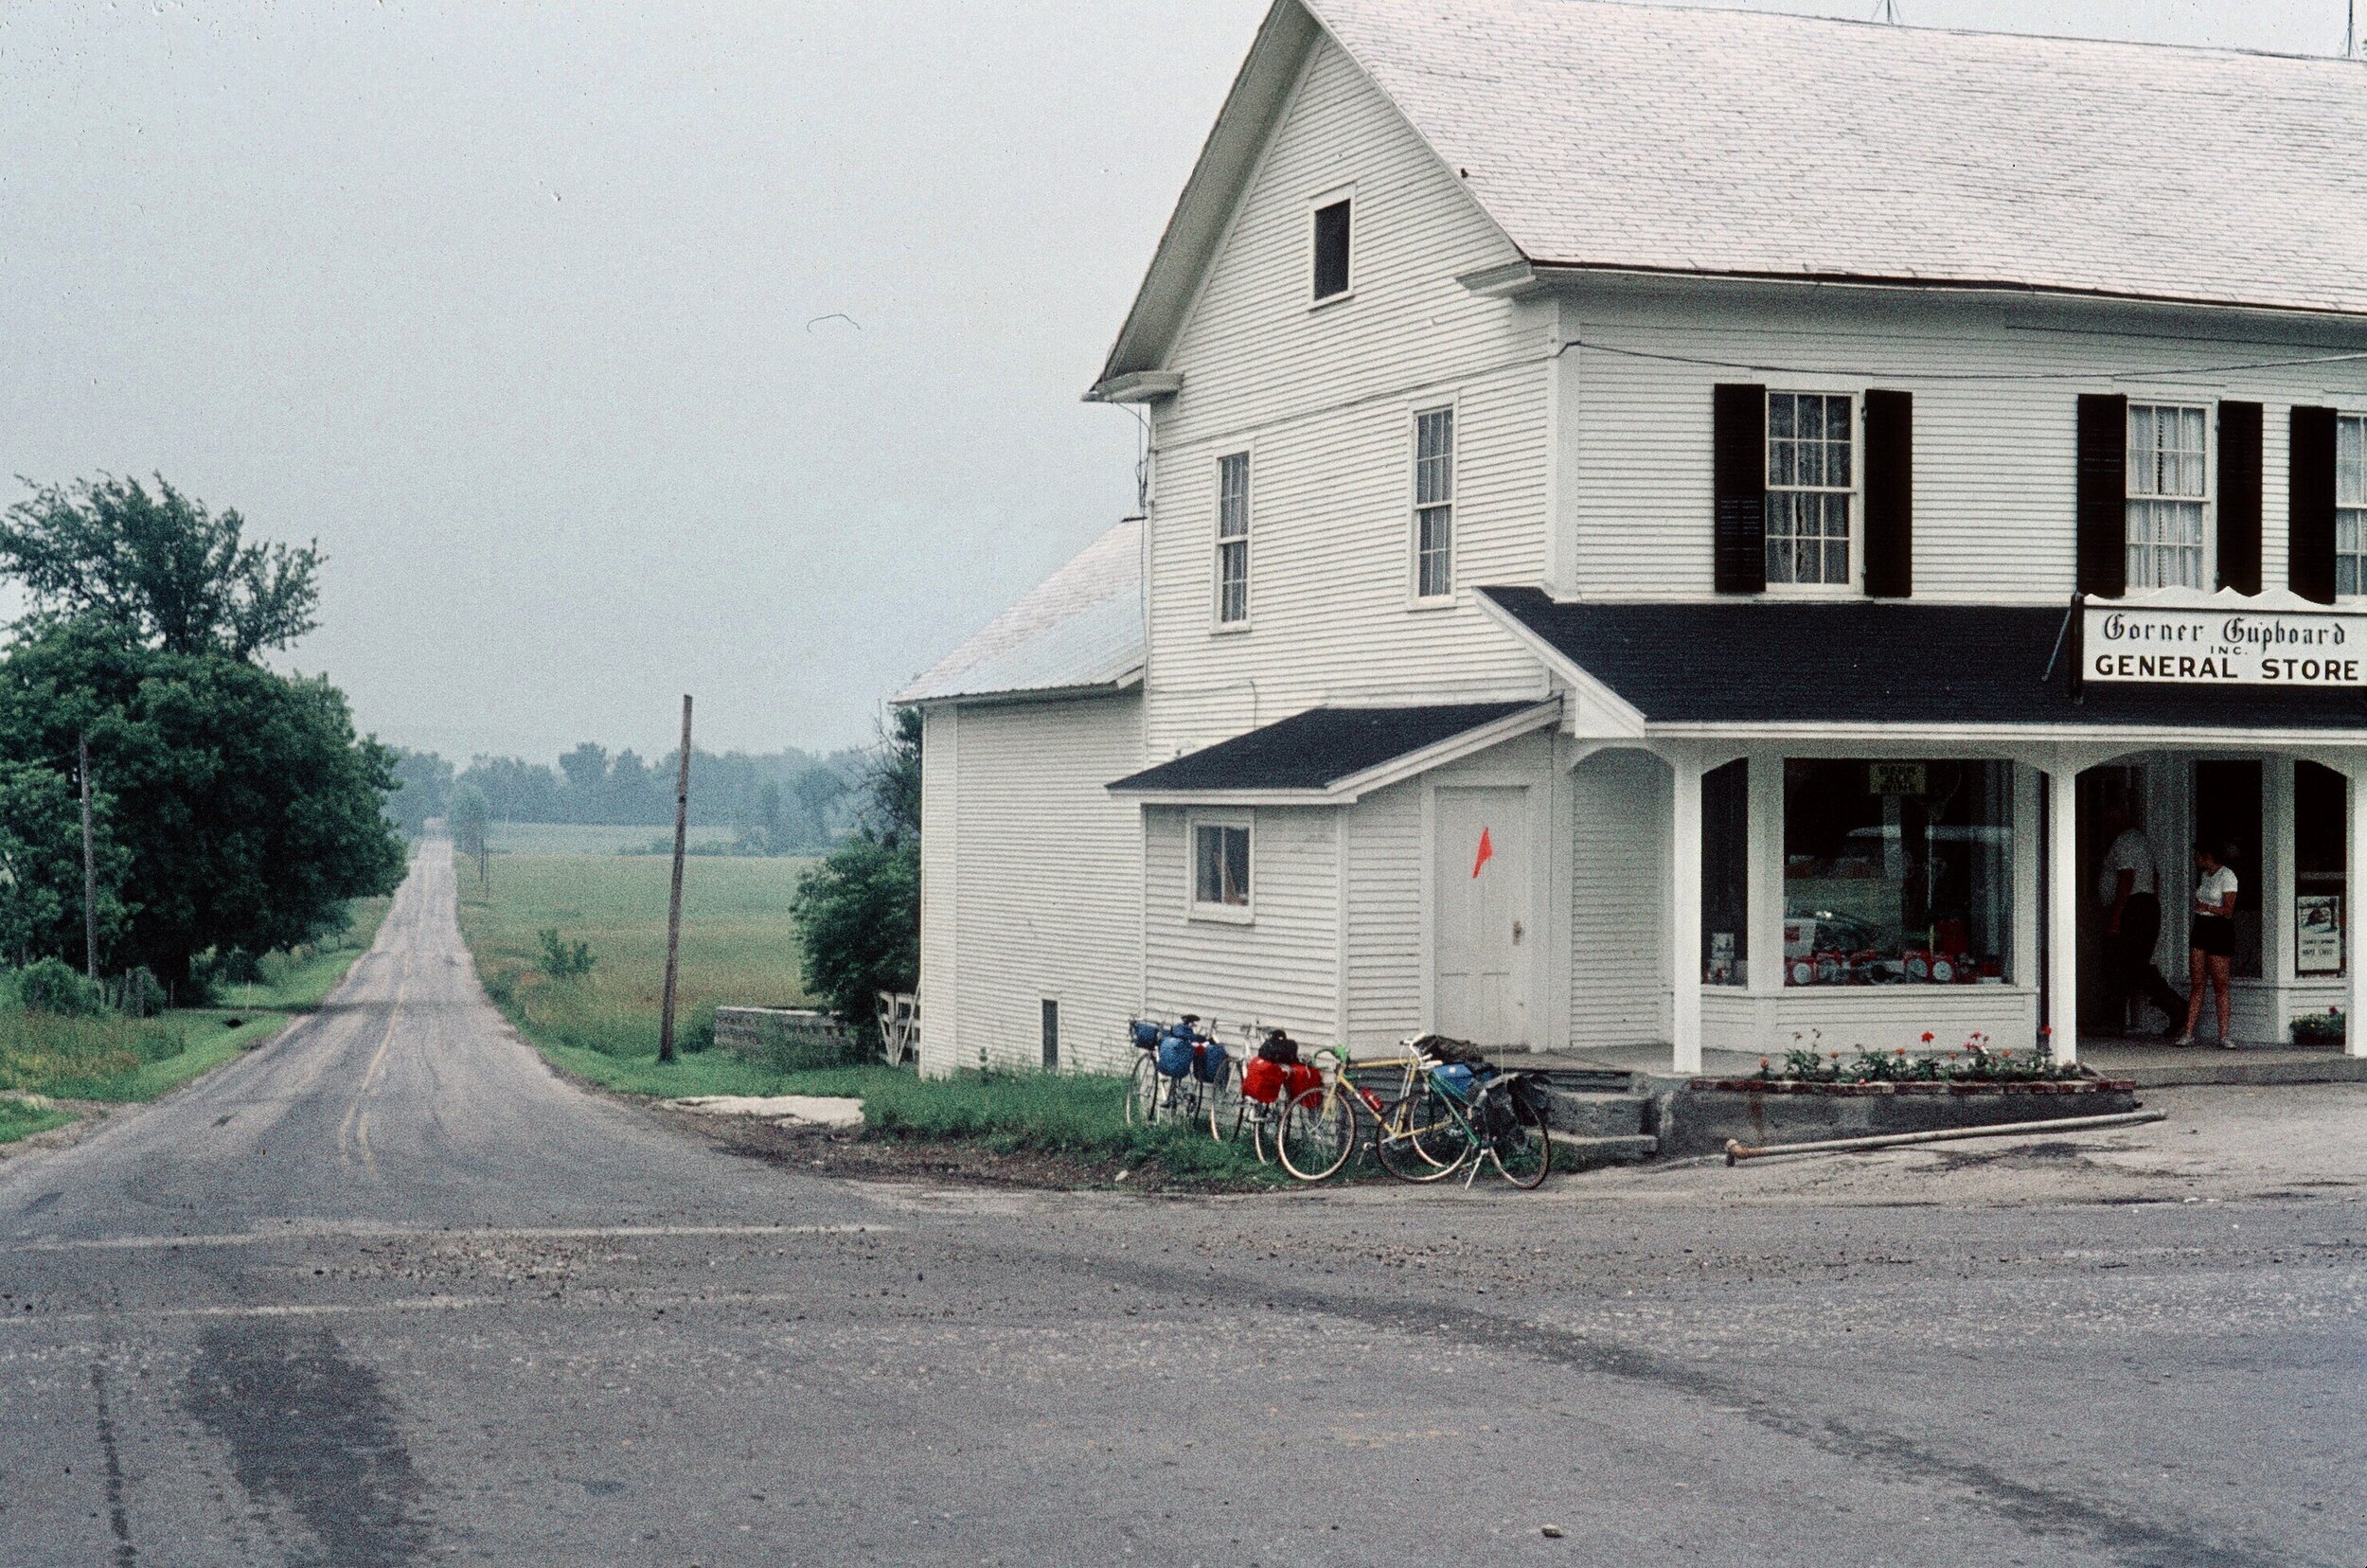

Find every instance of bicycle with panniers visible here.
[1124,1015,1238,1136]
[1278,1035,1553,1187]
[1219,1028,1326,1164]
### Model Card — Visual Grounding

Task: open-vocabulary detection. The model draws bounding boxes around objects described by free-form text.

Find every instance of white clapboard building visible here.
[899,0,2367,1077]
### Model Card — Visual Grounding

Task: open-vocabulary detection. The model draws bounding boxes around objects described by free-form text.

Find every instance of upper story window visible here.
[1215,452,1250,626]
[2338,416,2367,597]
[1413,406,1454,600]
[1191,818,1252,918]
[1311,198,1352,301]
[2126,402,2208,590]
[1765,392,1855,587]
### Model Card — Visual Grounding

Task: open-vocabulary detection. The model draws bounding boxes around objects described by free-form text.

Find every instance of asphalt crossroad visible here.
[0,842,2359,1566]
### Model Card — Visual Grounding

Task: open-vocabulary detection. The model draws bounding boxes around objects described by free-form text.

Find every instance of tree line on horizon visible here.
[386,741,868,856]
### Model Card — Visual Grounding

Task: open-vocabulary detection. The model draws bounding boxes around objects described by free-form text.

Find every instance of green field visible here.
[477,822,739,857]
[453,846,814,1065]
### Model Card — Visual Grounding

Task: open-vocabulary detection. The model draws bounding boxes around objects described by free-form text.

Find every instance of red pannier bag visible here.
[1241,1058,1285,1104]
[1284,1061,1322,1104]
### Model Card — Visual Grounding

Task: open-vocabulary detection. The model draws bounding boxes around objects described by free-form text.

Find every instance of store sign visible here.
[2084,599,2367,686]
[1867,763,1926,796]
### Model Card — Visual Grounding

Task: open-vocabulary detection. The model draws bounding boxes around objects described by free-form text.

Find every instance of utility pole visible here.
[79,733,99,982]
[658,694,693,1064]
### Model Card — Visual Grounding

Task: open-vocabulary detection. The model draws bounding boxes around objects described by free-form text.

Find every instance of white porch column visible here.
[2348,763,2367,1058]
[2045,758,2082,1066]
[1670,752,1705,1076]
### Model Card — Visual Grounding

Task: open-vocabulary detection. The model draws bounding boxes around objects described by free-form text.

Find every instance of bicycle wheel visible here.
[1246,1100,1279,1165]
[1205,1059,1246,1143]
[1277,1087,1356,1182]
[1126,1053,1164,1127]
[1484,1090,1554,1189]
[1373,1083,1471,1183]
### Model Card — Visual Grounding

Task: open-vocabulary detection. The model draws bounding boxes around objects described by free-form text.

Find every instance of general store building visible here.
[899,0,2367,1077]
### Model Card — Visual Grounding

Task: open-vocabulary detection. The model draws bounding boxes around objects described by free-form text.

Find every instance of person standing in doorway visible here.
[2180,841,2241,1049]
[2098,803,2184,1034]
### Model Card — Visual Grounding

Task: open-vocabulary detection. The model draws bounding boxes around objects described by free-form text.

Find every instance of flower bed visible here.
[1656,1031,2138,1160]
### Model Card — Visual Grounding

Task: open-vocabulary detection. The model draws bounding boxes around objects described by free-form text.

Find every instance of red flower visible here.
[1920,1031,1935,1044]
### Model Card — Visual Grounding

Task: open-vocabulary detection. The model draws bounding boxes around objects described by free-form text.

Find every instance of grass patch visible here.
[0,1100,75,1145]
[213,895,394,1011]
[862,1070,1276,1183]
[454,845,814,1060]
[0,1007,285,1103]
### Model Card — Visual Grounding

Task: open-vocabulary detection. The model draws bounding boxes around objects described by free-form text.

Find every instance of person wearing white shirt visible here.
[2096,804,2182,1034]
[2179,841,2241,1048]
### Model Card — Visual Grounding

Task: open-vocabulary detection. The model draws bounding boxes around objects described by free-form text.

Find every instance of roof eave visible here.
[895,664,1144,710]
[1092,0,1323,389]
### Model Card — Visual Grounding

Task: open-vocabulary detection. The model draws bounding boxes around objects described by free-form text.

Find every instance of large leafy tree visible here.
[0,620,404,989]
[0,474,322,660]
[0,758,130,968]
[792,707,921,1023]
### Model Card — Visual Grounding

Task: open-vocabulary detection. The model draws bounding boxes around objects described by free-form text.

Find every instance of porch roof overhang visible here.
[1477,587,2367,751]
[1106,700,1561,805]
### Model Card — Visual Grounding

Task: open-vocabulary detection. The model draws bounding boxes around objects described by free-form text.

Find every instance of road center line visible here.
[2,1221,894,1254]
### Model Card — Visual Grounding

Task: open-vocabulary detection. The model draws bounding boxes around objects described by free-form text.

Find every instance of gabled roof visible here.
[896,519,1144,705]
[1477,587,2367,735]
[1107,701,1558,802]
[1099,0,2367,387]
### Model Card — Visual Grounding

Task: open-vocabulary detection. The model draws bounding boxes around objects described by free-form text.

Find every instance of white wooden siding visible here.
[916,692,1145,1078]
[1143,36,1549,759]
[1566,292,2367,602]
[1144,804,1340,1046]
[1569,747,1671,1050]
[1344,778,1422,1046]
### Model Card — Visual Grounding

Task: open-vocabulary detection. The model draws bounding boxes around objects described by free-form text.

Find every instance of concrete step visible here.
[1535,1086,1653,1140]
[1547,1131,1660,1169]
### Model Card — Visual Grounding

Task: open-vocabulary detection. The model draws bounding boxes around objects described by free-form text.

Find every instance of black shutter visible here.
[1862,389,1913,598]
[1713,383,1767,595]
[2075,393,2127,597]
[2290,405,2339,604]
[2216,401,2263,595]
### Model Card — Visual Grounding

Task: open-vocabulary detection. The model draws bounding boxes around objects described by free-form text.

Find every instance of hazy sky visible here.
[2,1,2356,762]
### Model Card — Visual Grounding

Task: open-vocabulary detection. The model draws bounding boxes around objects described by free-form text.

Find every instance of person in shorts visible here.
[2180,841,2240,1048]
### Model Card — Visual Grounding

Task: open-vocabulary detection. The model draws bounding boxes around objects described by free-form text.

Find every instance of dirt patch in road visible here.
[657,1108,1274,1194]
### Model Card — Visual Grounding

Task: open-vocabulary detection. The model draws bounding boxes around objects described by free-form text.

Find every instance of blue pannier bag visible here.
[1156,1027,1198,1078]
[1130,1019,1163,1052]
[1193,1040,1231,1084]
[1432,1062,1478,1099]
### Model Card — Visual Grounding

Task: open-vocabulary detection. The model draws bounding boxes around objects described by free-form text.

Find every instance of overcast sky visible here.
[1,0,2355,762]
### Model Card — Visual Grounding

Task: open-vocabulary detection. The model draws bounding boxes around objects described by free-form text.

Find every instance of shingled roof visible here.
[1102,0,2367,383]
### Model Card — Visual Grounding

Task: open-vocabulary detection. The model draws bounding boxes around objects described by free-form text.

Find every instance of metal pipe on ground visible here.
[1723,1110,2167,1166]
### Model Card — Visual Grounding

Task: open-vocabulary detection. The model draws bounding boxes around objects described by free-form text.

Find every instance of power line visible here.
[1560,334,2367,384]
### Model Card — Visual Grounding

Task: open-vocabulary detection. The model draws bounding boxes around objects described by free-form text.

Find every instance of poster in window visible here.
[2296,894,2344,976]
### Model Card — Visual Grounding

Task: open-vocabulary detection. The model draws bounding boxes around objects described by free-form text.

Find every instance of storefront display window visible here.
[2294,760,2347,978]
[1783,759,2013,986]
[1702,759,1748,986]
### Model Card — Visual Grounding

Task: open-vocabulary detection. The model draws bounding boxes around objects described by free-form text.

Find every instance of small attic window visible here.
[1311,198,1352,301]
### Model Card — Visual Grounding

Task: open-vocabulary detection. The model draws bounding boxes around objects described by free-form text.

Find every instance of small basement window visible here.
[1191,818,1252,918]
[1311,198,1352,301]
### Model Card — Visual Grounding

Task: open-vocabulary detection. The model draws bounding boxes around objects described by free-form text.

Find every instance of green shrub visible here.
[15,956,100,1017]
[791,837,917,1023]
[536,929,596,979]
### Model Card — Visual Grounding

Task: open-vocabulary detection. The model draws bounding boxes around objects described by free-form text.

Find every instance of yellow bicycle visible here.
[1277,1042,1552,1187]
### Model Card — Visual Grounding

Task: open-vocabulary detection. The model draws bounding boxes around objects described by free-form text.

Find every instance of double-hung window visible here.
[2339,416,2367,597]
[1413,406,1454,599]
[1191,818,1251,917]
[2126,403,2208,590]
[1765,392,1854,586]
[1215,453,1250,626]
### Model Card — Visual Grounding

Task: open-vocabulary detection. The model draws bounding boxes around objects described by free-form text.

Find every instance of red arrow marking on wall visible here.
[1472,827,1494,879]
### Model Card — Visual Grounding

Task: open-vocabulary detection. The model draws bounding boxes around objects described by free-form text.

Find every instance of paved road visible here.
[2,844,2362,1566]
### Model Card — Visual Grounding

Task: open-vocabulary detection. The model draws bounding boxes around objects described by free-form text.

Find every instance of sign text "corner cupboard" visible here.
[2083,604,2367,686]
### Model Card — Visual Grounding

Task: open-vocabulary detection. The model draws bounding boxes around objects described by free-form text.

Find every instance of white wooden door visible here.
[1434,785,1531,1045]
